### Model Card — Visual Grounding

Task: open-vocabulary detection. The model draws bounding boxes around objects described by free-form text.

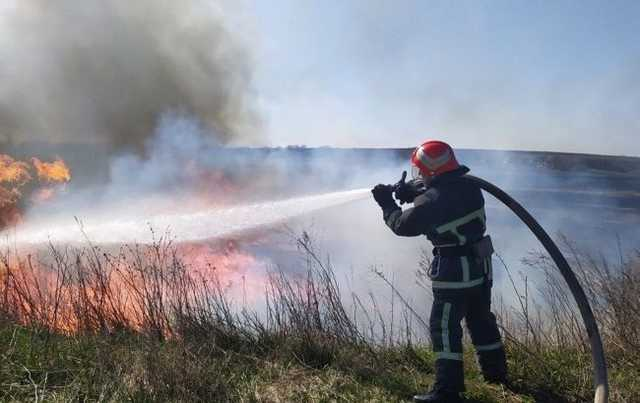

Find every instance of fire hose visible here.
[391,172,609,403]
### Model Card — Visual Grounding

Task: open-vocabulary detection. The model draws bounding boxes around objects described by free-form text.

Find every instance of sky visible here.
[247,0,640,155]
[0,1,638,156]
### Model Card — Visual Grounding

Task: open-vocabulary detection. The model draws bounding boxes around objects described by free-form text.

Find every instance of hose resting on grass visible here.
[460,174,608,403]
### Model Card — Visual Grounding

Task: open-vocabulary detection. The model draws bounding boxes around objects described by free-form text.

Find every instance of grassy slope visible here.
[1,235,638,402]
[0,323,592,403]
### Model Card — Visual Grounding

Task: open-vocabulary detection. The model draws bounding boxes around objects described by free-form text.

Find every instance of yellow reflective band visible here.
[461,256,470,282]
[441,302,452,353]
[431,277,485,289]
[475,341,503,351]
[435,352,463,361]
[435,208,486,245]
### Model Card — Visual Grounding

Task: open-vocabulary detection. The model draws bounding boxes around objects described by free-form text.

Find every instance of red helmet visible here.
[411,140,460,178]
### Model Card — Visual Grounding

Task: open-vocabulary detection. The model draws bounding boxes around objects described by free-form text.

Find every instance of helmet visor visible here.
[411,164,423,180]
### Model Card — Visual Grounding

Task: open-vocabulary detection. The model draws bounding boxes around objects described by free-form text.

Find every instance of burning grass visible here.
[0,233,639,401]
[0,238,264,338]
[0,154,70,230]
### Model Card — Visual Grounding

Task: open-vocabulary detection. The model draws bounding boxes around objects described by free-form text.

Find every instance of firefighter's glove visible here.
[371,184,396,209]
[395,179,424,205]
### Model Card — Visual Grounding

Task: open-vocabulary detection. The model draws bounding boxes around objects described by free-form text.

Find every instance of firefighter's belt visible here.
[434,236,494,258]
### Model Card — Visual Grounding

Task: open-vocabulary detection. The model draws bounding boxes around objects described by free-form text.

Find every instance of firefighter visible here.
[371,140,507,403]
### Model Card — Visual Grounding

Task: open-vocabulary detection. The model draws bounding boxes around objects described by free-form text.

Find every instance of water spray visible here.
[8,188,371,245]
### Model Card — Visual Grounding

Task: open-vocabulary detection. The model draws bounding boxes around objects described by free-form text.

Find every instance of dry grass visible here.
[493,237,640,402]
[0,231,638,402]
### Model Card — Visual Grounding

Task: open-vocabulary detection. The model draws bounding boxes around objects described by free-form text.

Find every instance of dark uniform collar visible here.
[428,165,470,187]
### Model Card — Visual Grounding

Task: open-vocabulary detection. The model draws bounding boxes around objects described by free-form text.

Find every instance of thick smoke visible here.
[0,0,259,151]
[21,112,407,223]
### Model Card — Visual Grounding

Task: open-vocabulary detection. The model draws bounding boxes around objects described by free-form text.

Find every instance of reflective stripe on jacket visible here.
[382,166,489,288]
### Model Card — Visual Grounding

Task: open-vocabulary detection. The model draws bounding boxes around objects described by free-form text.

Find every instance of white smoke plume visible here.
[0,0,259,151]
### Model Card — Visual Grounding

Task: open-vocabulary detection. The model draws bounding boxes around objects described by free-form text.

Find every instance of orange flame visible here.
[32,157,71,183]
[1,154,72,230]
[0,154,32,184]
[0,241,266,335]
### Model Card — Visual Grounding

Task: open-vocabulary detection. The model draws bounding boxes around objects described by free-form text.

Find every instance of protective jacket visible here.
[379,166,506,394]
[383,166,490,289]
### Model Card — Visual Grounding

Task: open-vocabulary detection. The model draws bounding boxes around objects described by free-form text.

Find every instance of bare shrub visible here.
[497,235,640,402]
[519,237,640,362]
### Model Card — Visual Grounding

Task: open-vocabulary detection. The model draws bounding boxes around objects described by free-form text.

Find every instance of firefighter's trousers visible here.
[429,282,506,392]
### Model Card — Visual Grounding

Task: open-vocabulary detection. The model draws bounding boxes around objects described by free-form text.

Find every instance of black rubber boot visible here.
[415,359,465,402]
[477,348,507,384]
[413,388,463,403]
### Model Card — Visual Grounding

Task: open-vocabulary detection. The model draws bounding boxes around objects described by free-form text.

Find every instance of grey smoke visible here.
[0,0,259,151]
